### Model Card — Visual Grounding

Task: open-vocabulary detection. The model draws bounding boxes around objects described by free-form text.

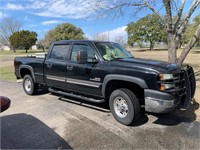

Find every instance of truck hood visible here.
[110,58,180,73]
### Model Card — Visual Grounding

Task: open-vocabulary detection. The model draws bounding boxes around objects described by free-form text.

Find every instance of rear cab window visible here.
[50,44,70,60]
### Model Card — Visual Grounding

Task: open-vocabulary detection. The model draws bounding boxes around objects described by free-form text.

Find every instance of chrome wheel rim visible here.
[113,97,128,118]
[25,79,32,92]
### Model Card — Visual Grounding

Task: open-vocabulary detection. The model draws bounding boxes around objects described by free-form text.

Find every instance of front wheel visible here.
[23,75,38,95]
[109,88,140,125]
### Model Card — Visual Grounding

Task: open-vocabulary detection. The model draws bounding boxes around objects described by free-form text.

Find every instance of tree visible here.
[44,23,84,47]
[0,17,23,52]
[92,32,109,41]
[37,39,49,52]
[184,13,200,46]
[9,30,37,53]
[114,36,126,46]
[95,0,200,65]
[126,14,166,50]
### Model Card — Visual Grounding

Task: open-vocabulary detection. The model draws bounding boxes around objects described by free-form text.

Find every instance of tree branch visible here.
[144,0,166,24]
[178,0,200,34]
[174,0,186,30]
[108,2,145,12]
[163,0,173,32]
[177,24,200,65]
[99,2,146,19]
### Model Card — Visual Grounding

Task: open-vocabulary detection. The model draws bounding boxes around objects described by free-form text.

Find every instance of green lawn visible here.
[0,66,16,81]
[0,49,47,55]
[0,49,47,81]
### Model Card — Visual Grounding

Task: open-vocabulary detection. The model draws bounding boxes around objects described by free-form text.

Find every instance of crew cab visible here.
[14,40,196,125]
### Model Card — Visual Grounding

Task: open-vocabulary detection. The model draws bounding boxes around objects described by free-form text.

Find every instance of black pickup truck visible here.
[14,40,196,125]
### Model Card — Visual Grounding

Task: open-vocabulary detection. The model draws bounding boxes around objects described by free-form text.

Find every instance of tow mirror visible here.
[77,51,87,64]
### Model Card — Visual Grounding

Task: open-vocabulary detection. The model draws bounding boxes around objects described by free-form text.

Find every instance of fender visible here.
[102,74,148,97]
[19,65,36,82]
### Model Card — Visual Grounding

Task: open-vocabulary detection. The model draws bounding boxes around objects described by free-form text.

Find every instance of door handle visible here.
[47,63,52,68]
[67,65,73,70]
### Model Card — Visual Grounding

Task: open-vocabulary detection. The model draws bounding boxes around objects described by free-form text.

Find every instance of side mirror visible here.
[77,51,87,64]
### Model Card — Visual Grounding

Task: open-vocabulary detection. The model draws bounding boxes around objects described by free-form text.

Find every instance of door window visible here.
[70,44,95,62]
[50,44,70,60]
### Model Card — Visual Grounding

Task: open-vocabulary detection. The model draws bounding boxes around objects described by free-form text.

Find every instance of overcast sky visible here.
[0,0,199,42]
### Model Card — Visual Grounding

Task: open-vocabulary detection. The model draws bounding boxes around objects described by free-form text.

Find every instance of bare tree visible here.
[0,17,23,52]
[95,0,200,65]
[114,36,126,46]
[37,39,49,52]
[92,32,109,41]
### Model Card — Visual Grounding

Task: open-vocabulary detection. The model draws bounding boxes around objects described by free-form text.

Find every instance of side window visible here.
[70,44,95,62]
[50,44,70,60]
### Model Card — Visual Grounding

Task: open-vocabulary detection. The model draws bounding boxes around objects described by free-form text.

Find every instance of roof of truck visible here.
[51,40,115,44]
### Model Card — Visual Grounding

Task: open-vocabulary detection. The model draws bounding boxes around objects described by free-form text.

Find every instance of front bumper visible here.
[144,89,180,113]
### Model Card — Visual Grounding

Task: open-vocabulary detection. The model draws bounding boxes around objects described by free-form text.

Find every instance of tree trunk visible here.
[42,46,45,52]
[150,41,154,50]
[10,45,16,53]
[167,32,177,63]
[177,24,200,65]
[26,49,28,53]
[198,38,200,46]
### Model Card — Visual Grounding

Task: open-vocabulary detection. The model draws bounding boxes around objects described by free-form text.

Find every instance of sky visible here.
[0,0,199,41]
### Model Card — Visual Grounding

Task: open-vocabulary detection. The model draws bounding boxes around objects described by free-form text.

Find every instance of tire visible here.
[23,74,38,95]
[109,88,140,125]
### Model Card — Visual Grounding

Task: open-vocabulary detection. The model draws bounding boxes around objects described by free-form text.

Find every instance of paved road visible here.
[1,80,200,149]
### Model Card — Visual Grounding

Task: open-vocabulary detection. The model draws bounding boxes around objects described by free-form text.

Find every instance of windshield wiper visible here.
[110,57,124,61]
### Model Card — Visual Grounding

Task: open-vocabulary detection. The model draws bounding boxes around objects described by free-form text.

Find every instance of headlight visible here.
[159,74,173,80]
[159,74,174,91]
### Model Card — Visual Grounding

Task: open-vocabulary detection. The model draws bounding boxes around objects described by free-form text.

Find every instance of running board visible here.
[49,87,105,103]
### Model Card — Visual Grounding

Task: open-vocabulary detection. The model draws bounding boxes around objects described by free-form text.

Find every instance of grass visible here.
[0,49,47,55]
[0,66,16,81]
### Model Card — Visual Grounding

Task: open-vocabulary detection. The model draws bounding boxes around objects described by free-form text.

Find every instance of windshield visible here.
[95,42,133,61]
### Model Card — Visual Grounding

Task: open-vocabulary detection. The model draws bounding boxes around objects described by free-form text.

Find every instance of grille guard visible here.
[181,65,196,109]
[157,65,196,110]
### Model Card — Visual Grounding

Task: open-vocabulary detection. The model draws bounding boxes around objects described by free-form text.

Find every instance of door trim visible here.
[67,78,101,88]
[46,75,101,88]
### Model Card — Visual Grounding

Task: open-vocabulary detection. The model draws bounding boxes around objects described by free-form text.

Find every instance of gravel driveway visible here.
[1,80,200,149]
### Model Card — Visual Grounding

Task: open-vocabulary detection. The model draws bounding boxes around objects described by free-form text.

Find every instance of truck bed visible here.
[14,56,45,84]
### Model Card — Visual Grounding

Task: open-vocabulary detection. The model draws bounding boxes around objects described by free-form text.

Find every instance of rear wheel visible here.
[109,88,140,125]
[23,75,38,95]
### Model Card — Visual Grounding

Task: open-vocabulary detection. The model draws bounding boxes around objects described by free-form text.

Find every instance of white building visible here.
[0,43,11,51]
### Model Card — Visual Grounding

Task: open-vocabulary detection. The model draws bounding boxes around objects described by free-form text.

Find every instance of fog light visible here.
[160,83,174,91]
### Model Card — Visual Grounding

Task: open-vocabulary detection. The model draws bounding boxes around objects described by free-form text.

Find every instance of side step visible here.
[49,87,105,103]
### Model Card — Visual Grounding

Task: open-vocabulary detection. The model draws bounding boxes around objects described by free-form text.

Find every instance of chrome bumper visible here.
[144,89,180,113]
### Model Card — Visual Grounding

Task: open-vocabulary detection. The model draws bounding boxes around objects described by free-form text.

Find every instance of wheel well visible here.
[20,68,31,78]
[105,80,144,104]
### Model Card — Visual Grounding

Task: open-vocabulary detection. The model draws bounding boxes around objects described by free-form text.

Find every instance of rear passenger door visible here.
[44,44,71,88]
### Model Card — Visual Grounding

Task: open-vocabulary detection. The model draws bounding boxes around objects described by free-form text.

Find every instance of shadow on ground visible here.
[51,93,199,127]
[1,113,71,149]
[151,99,199,126]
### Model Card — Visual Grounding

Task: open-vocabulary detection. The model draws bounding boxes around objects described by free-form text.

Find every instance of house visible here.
[0,43,11,51]
[31,44,40,50]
